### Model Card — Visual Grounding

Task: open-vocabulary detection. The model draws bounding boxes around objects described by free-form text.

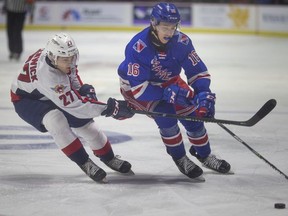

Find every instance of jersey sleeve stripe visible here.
[188,71,210,85]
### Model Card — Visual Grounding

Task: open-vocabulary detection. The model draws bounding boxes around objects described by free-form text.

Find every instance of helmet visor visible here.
[56,53,79,73]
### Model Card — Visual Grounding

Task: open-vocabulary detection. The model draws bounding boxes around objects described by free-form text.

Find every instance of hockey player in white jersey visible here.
[10,33,135,183]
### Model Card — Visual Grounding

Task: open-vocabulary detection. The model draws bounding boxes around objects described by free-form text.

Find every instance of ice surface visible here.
[0,30,287,216]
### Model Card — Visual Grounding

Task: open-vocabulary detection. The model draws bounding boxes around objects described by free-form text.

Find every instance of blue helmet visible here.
[150,2,181,26]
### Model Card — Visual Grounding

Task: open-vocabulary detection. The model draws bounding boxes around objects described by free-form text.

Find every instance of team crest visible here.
[133,39,147,53]
[67,40,73,47]
[178,33,189,45]
[51,84,67,94]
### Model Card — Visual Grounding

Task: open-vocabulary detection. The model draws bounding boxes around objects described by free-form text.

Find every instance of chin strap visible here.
[45,56,57,69]
[149,27,167,52]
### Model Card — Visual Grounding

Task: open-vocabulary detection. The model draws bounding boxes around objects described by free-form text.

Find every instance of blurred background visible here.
[0,1,287,216]
[0,0,288,36]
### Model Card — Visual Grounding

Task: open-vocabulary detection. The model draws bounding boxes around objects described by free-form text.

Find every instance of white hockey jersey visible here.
[11,48,107,119]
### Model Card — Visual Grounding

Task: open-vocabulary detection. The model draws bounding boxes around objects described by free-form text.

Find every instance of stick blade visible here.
[256,99,277,119]
[245,99,277,126]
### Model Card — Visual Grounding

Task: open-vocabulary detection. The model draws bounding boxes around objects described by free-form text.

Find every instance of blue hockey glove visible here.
[163,84,192,106]
[192,92,216,118]
[79,84,98,101]
[101,98,135,120]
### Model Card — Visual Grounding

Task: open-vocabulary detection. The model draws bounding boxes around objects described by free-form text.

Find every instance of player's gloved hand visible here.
[101,98,135,120]
[163,84,193,106]
[192,92,216,118]
[79,84,98,101]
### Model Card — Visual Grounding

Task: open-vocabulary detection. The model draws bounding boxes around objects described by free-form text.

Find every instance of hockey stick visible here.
[133,99,277,127]
[217,123,288,180]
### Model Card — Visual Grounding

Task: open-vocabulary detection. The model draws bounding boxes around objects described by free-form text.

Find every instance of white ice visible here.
[0,30,287,216]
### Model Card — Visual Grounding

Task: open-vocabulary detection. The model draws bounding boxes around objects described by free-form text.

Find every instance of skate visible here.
[103,155,133,175]
[190,148,231,174]
[174,155,204,182]
[79,158,107,183]
[200,154,231,174]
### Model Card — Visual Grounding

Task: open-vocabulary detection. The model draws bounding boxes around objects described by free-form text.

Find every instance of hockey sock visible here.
[187,127,211,158]
[43,109,89,165]
[160,124,186,160]
[93,141,114,162]
[73,120,114,162]
[62,138,89,165]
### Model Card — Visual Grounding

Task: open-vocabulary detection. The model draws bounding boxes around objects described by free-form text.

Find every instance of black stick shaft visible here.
[217,123,288,180]
[133,99,276,127]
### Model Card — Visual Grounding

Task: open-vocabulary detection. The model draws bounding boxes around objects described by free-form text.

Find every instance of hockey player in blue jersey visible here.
[118,2,231,180]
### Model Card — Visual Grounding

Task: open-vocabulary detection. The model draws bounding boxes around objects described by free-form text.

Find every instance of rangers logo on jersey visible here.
[151,57,171,81]
[51,84,67,94]
[133,39,147,53]
[178,33,189,45]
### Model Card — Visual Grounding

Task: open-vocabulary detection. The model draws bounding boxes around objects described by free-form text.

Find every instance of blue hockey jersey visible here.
[118,27,211,102]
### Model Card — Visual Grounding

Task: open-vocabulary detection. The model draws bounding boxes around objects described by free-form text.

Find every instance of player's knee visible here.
[42,109,69,135]
[160,124,180,136]
[73,120,107,144]
[187,126,206,138]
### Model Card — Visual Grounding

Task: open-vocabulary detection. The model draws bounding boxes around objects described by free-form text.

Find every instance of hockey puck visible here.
[274,203,286,209]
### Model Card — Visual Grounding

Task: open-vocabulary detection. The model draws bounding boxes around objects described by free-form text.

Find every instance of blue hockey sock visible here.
[190,144,211,159]
[187,128,211,158]
[160,125,186,160]
[166,143,186,160]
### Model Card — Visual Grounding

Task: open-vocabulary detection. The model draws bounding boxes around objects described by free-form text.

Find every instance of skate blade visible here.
[190,175,205,183]
[97,177,108,184]
[121,169,135,176]
[203,166,235,175]
[226,170,235,175]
